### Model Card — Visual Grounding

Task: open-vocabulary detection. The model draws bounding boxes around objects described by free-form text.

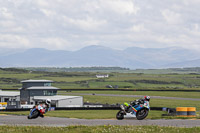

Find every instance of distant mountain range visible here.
[0,45,200,69]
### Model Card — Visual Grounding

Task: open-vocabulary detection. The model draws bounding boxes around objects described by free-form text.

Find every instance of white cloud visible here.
[0,0,200,51]
[66,16,107,31]
[41,37,71,50]
[102,0,140,15]
[130,24,146,32]
[40,9,56,17]
[34,0,49,7]
[0,20,15,28]
[83,40,101,46]
[0,34,30,48]
[192,24,199,31]
[162,9,182,24]
[0,7,14,19]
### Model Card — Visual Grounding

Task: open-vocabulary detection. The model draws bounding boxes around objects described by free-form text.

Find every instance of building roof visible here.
[33,95,82,101]
[21,80,53,83]
[25,86,59,90]
[0,90,20,97]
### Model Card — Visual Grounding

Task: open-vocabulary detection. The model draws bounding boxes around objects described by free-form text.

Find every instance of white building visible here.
[0,90,20,102]
[0,90,20,109]
[34,95,83,107]
[0,80,83,108]
[96,74,109,78]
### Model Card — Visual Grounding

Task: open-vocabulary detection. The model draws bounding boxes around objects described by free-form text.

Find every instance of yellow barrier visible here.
[0,102,7,109]
[0,102,7,106]
[176,107,196,117]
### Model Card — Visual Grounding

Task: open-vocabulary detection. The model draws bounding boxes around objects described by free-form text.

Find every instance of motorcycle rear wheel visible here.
[136,109,148,120]
[116,111,124,120]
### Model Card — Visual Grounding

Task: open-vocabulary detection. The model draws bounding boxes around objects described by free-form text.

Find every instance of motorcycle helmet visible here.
[46,98,51,105]
[144,96,150,101]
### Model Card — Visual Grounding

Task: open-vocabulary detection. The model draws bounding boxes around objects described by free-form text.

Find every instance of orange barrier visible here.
[176,107,187,117]
[176,107,196,117]
[187,107,196,117]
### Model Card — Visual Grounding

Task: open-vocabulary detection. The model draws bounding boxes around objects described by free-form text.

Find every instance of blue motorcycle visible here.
[116,101,150,120]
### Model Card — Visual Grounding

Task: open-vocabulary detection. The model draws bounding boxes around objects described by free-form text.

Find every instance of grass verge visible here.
[0,125,200,133]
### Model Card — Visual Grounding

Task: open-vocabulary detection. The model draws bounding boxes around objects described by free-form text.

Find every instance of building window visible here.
[43,90,56,96]
[4,98,9,102]
[31,92,35,96]
[10,101,16,105]
[44,83,51,86]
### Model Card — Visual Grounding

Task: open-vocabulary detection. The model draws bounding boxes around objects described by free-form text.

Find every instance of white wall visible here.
[57,97,83,107]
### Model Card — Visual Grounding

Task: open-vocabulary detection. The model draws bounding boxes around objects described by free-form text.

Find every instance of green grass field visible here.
[58,91,200,99]
[60,94,200,111]
[0,125,200,133]
[1,68,200,90]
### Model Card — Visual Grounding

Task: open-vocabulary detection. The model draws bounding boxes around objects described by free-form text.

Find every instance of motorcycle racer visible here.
[130,96,150,106]
[116,96,150,120]
[31,99,51,118]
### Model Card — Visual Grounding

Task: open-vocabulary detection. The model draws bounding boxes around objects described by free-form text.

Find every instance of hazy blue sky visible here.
[0,0,200,51]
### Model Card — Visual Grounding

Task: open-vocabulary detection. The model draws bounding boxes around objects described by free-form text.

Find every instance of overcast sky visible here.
[0,0,200,51]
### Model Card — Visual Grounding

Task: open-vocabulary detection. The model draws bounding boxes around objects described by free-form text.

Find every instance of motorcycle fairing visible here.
[132,102,150,115]
[30,108,37,115]
[132,107,137,112]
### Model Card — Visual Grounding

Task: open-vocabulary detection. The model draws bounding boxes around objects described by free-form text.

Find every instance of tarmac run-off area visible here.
[0,115,200,127]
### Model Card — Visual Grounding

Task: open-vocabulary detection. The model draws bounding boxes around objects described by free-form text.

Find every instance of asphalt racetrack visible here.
[0,115,200,127]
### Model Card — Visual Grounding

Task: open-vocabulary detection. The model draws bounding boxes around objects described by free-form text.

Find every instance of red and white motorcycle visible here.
[27,99,51,119]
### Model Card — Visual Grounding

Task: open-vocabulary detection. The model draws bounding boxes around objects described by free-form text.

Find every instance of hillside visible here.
[0,45,200,69]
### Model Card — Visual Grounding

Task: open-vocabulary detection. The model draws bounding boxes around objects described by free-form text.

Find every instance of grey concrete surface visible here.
[0,115,200,127]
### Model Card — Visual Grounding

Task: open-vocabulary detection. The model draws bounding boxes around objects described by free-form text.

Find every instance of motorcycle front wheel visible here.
[116,111,124,120]
[27,109,39,119]
[136,108,148,120]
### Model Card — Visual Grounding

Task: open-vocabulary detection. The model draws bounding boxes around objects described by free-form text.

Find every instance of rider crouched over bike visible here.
[130,96,150,106]
[116,96,151,120]
[32,98,51,118]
